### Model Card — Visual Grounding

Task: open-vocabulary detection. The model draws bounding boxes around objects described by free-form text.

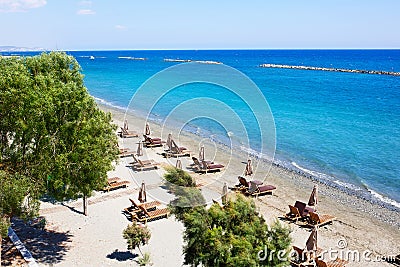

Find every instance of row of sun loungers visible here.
[123,199,169,224]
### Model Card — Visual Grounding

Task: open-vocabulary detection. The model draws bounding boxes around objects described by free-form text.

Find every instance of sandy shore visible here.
[7,103,399,267]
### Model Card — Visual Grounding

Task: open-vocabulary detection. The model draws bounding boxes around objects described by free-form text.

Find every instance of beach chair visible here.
[120,127,139,138]
[193,160,224,173]
[118,149,135,158]
[103,177,129,192]
[130,154,157,166]
[290,245,323,266]
[123,198,161,218]
[232,176,249,192]
[295,201,315,217]
[285,205,303,222]
[131,158,160,171]
[133,205,170,223]
[164,140,191,157]
[246,180,276,197]
[143,135,164,148]
[315,257,348,267]
[307,212,336,227]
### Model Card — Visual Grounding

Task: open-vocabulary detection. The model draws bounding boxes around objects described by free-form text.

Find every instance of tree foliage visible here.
[164,166,196,187]
[0,52,119,216]
[164,167,206,221]
[180,195,292,267]
[123,223,151,257]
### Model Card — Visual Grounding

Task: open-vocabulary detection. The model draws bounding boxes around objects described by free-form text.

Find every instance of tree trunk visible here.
[138,246,144,257]
[1,234,2,266]
[83,195,88,216]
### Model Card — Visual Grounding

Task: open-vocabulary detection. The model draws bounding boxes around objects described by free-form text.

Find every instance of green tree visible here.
[164,167,206,221]
[0,52,119,216]
[0,171,39,263]
[123,223,151,257]
[180,195,292,267]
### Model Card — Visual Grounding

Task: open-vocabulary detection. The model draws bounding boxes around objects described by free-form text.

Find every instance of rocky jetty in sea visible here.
[259,63,400,77]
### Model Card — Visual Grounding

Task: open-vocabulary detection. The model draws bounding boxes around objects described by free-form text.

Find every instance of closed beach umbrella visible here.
[308,185,318,210]
[244,159,253,176]
[145,123,151,136]
[221,182,228,205]
[136,140,143,156]
[176,159,182,169]
[138,181,147,203]
[123,120,128,130]
[199,146,205,161]
[305,227,318,260]
[167,133,173,150]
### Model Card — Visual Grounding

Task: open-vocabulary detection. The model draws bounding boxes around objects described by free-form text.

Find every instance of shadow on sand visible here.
[11,218,73,265]
[107,249,137,261]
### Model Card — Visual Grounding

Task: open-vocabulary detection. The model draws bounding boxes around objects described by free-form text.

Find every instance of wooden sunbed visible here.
[164,140,191,158]
[123,198,161,218]
[315,257,348,267]
[143,135,164,148]
[246,181,276,197]
[130,154,157,165]
[285,201,315,222]
[131,159,160,171]
[132,205,170,223]
[103,177,129,192]
[120,127,139,138]
[191,157,224,173]
[118,149,135,158]
[285,205,303,222]
[307,212,336,227]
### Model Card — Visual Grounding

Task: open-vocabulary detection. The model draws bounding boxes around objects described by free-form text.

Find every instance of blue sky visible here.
[0,0,399,50]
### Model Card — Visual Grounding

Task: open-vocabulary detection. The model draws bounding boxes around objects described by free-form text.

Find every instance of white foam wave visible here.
[369,189,400,209]
[93,97,127,111]
[291,161,333,181]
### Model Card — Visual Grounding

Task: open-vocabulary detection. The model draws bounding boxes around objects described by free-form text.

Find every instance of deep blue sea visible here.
[4,50,399,208]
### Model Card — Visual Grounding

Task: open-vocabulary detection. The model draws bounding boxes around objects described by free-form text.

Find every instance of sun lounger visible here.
[232,176,249,191]
[231,176,263,192]
[290,245,323,266]
[285,205,303,222]
[132,205,170,223]
[295,201,315,217]
[120,127,139,138]
[246,180,276,196]
[130,154,157,165]
[103,177,129,192]
[143,135,164,148]
[123,198,161,218]
[131,159,160,171]
[192,157,219,173]
[118,149,135,158]
[307,212,336,227]
[164,139,191,157]
[315,258,348,267]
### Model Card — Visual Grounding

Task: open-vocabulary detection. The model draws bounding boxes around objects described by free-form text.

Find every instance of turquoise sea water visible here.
[4,50,399,208]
